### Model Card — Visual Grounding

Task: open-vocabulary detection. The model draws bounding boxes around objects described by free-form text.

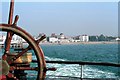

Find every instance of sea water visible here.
[41,43,120,79]
[0,43,120,79]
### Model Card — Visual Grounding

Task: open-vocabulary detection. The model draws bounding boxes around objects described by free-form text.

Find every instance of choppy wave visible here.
[43,56,119,78]
[45,56,66,61]
[0,43,119,79]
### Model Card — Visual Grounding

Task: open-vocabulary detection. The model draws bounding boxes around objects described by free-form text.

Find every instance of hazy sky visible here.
[1,2,118,36]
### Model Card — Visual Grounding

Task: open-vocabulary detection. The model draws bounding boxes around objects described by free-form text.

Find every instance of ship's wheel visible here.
[0,0,47,79]
[0,23,46,80]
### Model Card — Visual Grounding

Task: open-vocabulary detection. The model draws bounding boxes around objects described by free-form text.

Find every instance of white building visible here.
[48,33,70,43]
[0,35,6,44]
[116,38,120,41]
[79,35,89,42]
[57,33,65,39]
[58,39,70,43]
[48,37,58,43]
[0,35,24,45]
[11,35,23,44]
[68,38,75,42]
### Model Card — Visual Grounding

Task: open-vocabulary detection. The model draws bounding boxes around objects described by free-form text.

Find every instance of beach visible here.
[40,41,118,45]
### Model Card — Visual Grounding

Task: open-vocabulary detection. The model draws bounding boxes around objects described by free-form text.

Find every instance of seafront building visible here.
[47,33,69,43]
[0,33,118,45]
[0,35,6,45]
[0,35,24,47]
[116,38,120,41]
[48,37,58,43]
[76,35,89,42]
[47,33,89,43]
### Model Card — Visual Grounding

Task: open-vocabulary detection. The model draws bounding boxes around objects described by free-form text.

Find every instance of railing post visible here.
[80,64,83,80]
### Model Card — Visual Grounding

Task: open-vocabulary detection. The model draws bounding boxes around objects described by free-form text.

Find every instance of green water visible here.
[0,43,119,79]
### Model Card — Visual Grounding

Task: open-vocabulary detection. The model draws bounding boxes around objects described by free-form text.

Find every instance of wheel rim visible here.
[0,24,46,80]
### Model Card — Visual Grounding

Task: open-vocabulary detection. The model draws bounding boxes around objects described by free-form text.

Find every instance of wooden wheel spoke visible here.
[4,32,14,52]
[1,0,46,79]
[0,75,6,80]
[3,32,14,60]
[2,32,13,60]
[10,66,38,71]
[7,72,18,80]
[9,35,46,63]
[9,66,15,71]
[1,23,46,79]
[8,46,31,64]
[14,46,31,60]
[2,54,7,60]
[36,35,46,44]
[16,67,38,71]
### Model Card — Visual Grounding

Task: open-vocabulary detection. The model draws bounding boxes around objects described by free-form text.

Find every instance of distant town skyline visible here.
[1,2,118,37]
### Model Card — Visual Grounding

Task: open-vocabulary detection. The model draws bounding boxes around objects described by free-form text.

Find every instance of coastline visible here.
[40,41,118,45]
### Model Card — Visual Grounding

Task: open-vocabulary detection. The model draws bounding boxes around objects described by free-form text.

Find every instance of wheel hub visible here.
[0,60,10,75]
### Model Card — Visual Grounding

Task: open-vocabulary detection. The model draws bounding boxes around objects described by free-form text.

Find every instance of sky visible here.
[1,0,120,2]
[1,1,119,37]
